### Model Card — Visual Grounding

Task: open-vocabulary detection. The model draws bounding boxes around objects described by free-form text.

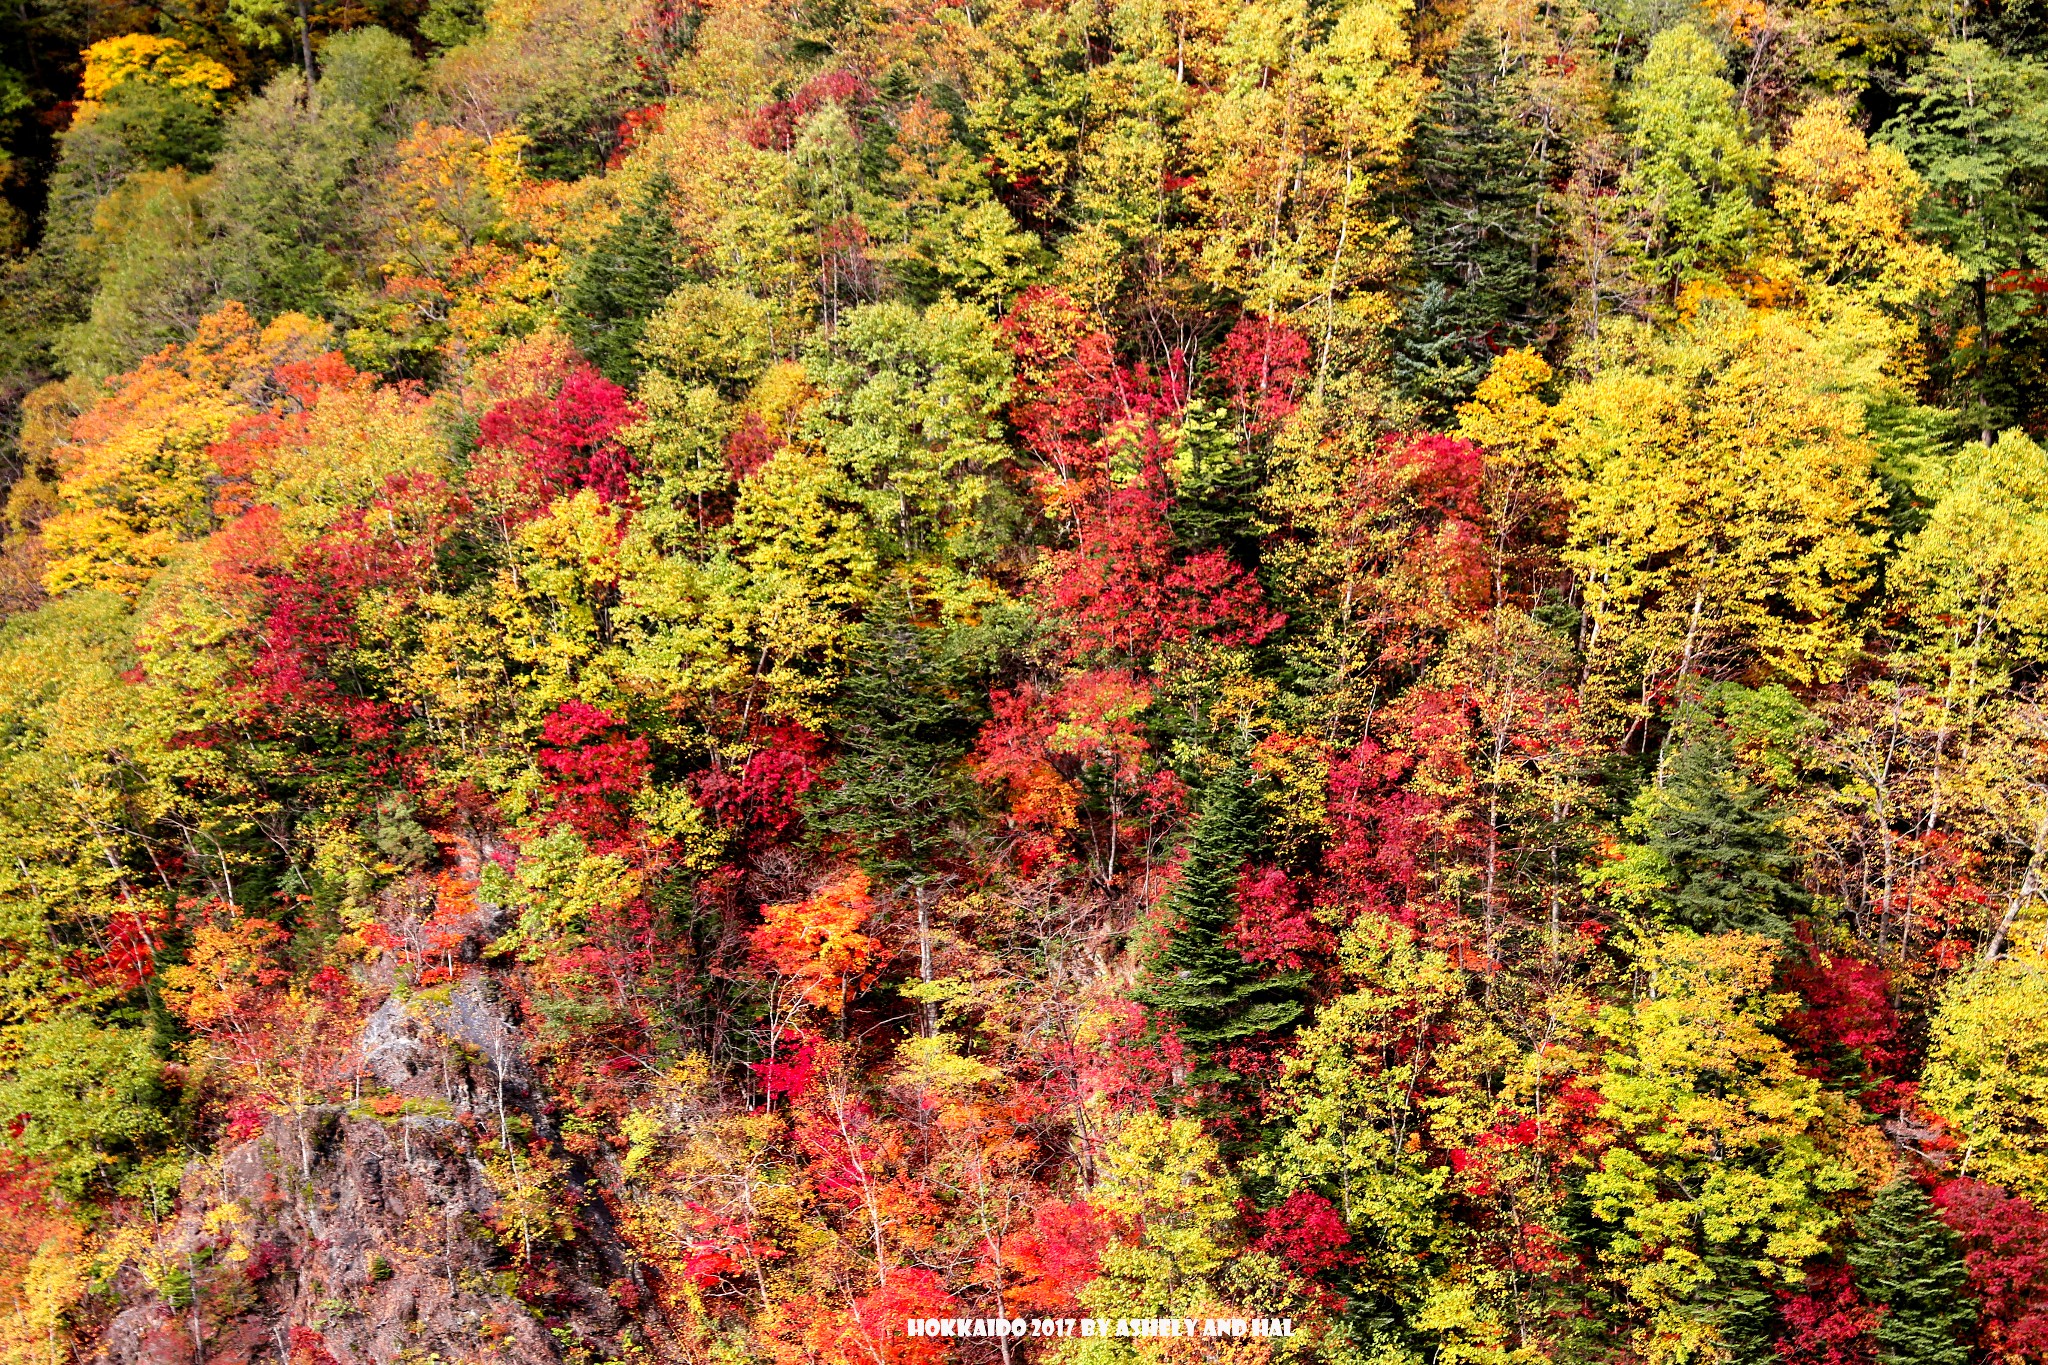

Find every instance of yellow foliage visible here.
[1587,930,1858,1365]
[1772,101,1959,314]
[1554,306,1882,705]
[1456,350,1558,467]
[79,34,234,104]
[0,1221,86,1365]
[1924,951,2048,1201]
[41,305,332,599]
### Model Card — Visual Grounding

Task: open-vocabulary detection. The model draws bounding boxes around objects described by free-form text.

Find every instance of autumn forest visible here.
[0,0,2046,1360]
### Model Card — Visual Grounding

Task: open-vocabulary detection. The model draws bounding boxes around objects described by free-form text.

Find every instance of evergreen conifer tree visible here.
[1395,24,1557,417]
[1698,1252,1782,1365]
[567,173,683,383]
[1647,722,1809,939]
[1850,1178,1978,1365]
[1136,763,1305,1052]
[806,583,982,882]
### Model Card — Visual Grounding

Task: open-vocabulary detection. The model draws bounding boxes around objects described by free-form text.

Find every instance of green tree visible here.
[1881,42,2048,436]
[805,581,985,884]
[1645,720,1810,940]
[315,26,423,132]
[207,73,379,319]
[1850,1178,1977,1365]
[802,298,1014,569]
[568,173,684,383]
[1396,23,1556,415]
[1619,24,1766,288]
[1257,914,1475,1338]
[1136,762,1304,1052]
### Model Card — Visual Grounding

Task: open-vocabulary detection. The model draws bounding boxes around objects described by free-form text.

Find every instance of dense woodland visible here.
[2,0,2048,1360]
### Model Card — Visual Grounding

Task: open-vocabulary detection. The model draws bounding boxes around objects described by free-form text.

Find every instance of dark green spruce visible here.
[1850,1178,1978,1365]
[567,172,684,384]
[1649,721,1810,939]
[1394,23,1559,417]
[1137,761,1305,1053]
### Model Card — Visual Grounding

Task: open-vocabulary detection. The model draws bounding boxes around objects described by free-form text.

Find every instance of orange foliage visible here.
[750,872,880,1013]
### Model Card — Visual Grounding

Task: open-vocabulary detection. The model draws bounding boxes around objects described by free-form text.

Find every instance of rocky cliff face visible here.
[92,941,652,1364]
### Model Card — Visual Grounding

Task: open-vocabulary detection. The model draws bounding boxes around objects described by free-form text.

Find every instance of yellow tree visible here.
[41,306,332,599]
[1584,930,1864,1365]
[1769,100,1959,379]
[1527,304,1885,740]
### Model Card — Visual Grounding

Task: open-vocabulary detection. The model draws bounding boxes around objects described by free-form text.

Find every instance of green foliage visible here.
[1892,430,2048,678]
[0,1015,168,1198]
[56,170,216,382]
[484,826,641,961]
[93,79,227,173]
[1850,1179,1977,1365]
[316,26,424,130]
[1588,930,1854,1364]
[805,582,985,882]
[640,283,776,397]
[419,0,487,50]
[1259,915,1467,1299]
[569,174,684,383]
[1080,1111,1238,1332]
[801,298,1015,569]
[208,74,379,319]
[1882,42,2048,434]
[1620,24,1766,286]
[1396,24,1556,415]
[1136,763,1304,1052]
[1643,719,1810,939]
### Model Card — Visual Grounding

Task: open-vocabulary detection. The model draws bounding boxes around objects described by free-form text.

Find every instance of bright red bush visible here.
[538,701,652,841]
[1935,1178,2048,1362]
[478,366,639,505]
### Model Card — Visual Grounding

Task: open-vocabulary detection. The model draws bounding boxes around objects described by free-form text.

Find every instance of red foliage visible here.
[1775,1266,1879,1365]
[1229,866,1333,972]
[1394,432,1487,524]
[973,671,1180,880]
[697,724,825,846]
[0,1157,72,1314]
[753,1035,819,1102]
[1385,432,1492,625]
[1004,1199,1112,1313]
[87,900,173,990]
[609,103,667,167]
[973,680,1078,872]
[1041,478,1283,661]
[745,68,874,153]
[538,701,652,843]
[998,290,1281,662]
[1780,928,1909,1112]
[766,1265,955,1365]
[726,410,778,480]
[1213,316,1313,434]
[246,474,456,751]
[1898,830,1994,972]
[1253,1190,1358,1278]
[1323,737,1454,928]
[1049,1000,1188,1118]
[477,366,639,505]
[289,1326,344,1365]
[1935,1178,2048,1362]
[225,1102,268,1142]
[1001,287,1188,483]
